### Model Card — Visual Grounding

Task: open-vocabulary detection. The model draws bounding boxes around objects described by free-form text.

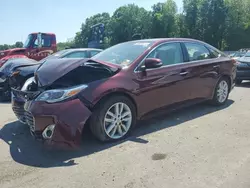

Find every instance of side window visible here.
[90,50,101,57]
[184,43,211,61]
[41,34,52,47]
[147,43,183,66]
[206,46,222,58]
[63,51,88,58]
[34,39,38,48]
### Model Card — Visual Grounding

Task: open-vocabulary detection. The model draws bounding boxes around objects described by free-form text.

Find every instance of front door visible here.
[134,42,193,117]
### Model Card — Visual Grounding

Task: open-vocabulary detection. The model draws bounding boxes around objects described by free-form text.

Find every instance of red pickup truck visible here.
[0,32,57,67]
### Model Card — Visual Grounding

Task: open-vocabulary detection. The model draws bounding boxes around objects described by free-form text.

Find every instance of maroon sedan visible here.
[11,38,236,148]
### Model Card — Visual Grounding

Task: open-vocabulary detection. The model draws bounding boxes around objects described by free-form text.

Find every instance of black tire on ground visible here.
[89,95,136,142]
[236,80,242,85]
[210,77,230,106]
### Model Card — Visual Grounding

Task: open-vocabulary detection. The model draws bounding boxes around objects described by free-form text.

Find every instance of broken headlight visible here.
[21,77,35,91]
[35,84,88,103]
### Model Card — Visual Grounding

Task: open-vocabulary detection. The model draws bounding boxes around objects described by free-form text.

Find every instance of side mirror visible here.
[143,58,163,70]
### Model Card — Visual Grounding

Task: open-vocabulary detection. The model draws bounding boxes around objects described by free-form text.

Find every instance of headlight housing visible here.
[21,77,35,91]
[35,84,88,103]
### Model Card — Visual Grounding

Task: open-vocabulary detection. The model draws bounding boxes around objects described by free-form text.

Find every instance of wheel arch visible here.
[211,74,232,99]
[92,89,138,118]
[220,74,232,89]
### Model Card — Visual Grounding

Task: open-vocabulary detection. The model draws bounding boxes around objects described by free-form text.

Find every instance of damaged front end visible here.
[11,58,121,149]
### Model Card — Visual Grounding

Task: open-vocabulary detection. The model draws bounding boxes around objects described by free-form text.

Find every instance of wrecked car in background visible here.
[0,48,102,101]
[235,50,250,84]
[11,38,236,149]
[0,57,38,101]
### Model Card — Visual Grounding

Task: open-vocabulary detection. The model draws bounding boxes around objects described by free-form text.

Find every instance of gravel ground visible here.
[0,83,250,188]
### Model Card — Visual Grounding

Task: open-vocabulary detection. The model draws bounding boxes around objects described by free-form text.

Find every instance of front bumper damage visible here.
[0,74,11,100]
[12,90,92,149]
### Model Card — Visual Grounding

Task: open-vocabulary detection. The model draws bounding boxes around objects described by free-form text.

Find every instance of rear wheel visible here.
[90,95,136,142]
[211,77,230,106]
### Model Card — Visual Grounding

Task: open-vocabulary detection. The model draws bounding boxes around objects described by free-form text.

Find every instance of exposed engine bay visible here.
[47,62,116,90]
[13,60,119,101]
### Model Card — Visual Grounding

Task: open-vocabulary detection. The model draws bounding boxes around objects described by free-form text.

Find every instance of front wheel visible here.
[211,77,230,106]
[90,95,136,142]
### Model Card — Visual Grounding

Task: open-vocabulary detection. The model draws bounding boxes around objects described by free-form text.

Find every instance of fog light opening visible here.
[42,124,55,139]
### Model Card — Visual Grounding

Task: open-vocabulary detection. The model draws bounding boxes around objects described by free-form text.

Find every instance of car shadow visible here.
[236,81,250,88]
[0,100,11,104]
[0,100,234,168]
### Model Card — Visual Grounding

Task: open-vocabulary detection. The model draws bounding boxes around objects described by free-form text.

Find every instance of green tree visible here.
[14,41,23,48]
[110,4,151,45]
[183,0,200,38]
[196,0,227,48]
[151,0,178,38]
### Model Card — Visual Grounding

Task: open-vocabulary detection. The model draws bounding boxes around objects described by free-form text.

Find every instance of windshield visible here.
[234,52,245,57]
[92,41,155,66]
[38,49,70,63]
[23,34,33,48]
[244,52,250,57]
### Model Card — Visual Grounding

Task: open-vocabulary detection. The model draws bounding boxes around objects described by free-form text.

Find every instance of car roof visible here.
[64,48,103,52]
[120,38,209,45]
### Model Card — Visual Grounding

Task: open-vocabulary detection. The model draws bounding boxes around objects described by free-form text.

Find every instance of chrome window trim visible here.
[134,40,223,73]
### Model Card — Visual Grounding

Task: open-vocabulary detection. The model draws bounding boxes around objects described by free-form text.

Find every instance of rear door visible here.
[134,42,194,116]
[182,42,222,100]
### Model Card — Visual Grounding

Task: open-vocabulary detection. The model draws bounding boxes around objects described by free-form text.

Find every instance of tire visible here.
[236,80,242,85]
[211,77,230,106]
[90,95,136,142]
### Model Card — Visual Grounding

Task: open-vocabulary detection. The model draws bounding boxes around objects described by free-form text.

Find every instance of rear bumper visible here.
[11,95,92,149]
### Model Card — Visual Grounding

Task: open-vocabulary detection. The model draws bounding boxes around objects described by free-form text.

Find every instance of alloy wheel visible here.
[217,80,229,103]
[103,102,132,139]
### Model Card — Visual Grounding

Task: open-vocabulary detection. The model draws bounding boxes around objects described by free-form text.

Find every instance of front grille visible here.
[30,130,43,140]
[12,106,25,120]
[11,88,40,101]
[25,111,35,132]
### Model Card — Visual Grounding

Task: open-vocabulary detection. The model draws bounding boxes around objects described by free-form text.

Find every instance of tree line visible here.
[72,0,250,51]
[0,42,23,50]
[1,0,250,51]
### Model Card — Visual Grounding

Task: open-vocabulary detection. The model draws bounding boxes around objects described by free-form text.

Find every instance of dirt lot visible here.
[0,83,250,188]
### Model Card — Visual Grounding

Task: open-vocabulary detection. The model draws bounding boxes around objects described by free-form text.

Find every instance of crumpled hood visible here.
[0,48,26,59]
[0,58,38,76]
[35,58,121,87]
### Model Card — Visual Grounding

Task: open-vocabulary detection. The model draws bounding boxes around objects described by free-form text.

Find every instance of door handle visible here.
[180,71,189,76]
